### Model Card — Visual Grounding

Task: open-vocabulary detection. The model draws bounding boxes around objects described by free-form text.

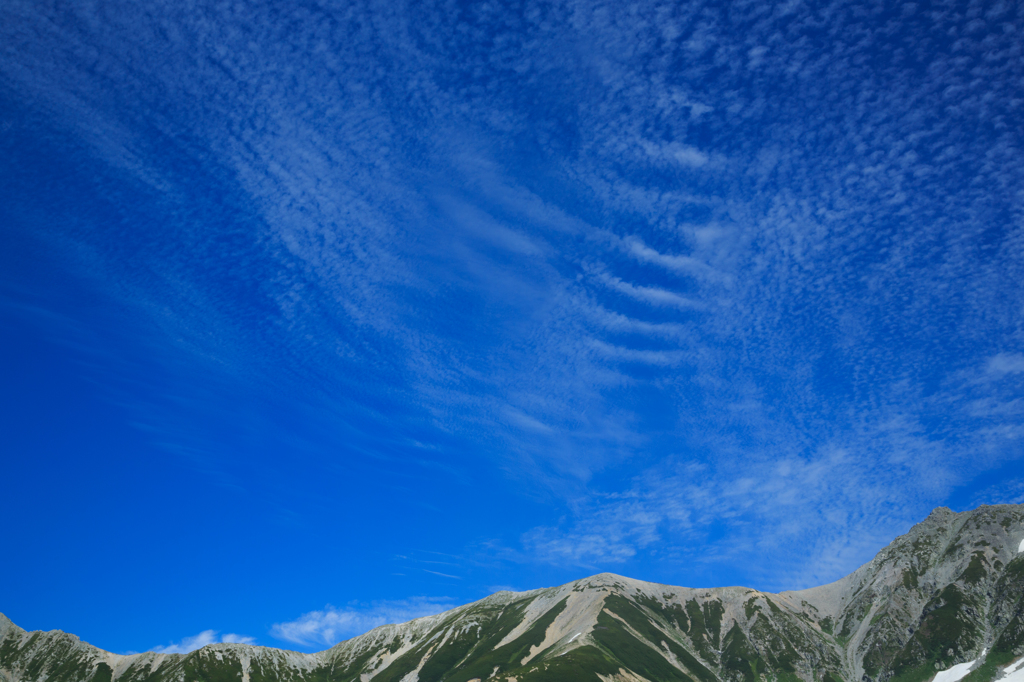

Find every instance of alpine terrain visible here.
[4,505,1024,682]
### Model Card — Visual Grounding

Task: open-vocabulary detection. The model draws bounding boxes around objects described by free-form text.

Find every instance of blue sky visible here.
[2,0,1023,656]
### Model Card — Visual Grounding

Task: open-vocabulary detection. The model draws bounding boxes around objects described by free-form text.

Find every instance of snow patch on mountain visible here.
[933,650,986,682]
[1002,659,1024,682]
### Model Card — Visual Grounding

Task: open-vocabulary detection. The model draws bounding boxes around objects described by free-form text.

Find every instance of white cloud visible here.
[586,305,690,339]
[597,273,703,310]
[588,339,685,366]
[515,405,971,590]
[619,237,728,285]
[639,140,709,168]
[270,598,456,649]
[150,630,255,654]
[969,477,1024,507]
[487,584,522,593]
[988,354,1024,376]
[8,0,1024,600]
[524,527,641,565]
[522,495,662,567]
[502,406,555,433]
[423,569,462,579]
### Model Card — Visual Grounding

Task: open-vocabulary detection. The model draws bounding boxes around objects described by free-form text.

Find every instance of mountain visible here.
[3,504,1024,682]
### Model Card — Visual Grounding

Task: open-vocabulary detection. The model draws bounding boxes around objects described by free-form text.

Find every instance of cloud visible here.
[639,140,709,168]
[150,631,255,654]
[588,339,685,367]
[596,272,703,310]
[619,237,727,285]
[988,354,1024,376]
[515,403,974,590]
[969,477,1024,507]
[585,305,690,340]
[270,598,456,649]
[522,497,662,567]
[487,584,522,593]
[4,0,1024,600]
[423,569,462,579]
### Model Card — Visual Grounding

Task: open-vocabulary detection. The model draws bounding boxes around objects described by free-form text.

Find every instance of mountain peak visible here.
[0,612,19,637]
[3,504,1024,682]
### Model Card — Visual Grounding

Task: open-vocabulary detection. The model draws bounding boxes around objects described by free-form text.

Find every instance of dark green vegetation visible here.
[2,505,1023,682]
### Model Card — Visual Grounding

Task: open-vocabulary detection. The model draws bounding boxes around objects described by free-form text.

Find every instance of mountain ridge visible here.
[4,504,1024,682]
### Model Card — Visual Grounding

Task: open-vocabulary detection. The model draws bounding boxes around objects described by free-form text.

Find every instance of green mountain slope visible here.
[3,504,1024,682]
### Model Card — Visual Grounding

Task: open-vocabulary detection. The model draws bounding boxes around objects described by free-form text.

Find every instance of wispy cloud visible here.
[3,0,1022,604]
[638,140,709,168]
[988,354,1024,376]
[270,598,456,649]
[423,569,462,579]
[150,631,255,654]
[970,477,1024,508]
[595,272,703,310]
[522,496,662,567]
[588,339,685,367]
[513,398,985,590]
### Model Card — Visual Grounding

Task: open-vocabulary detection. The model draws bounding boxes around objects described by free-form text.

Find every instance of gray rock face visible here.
[3,505,1024,682]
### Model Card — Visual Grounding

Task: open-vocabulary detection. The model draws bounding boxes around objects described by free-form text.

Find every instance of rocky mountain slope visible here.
[3,505,1024,682]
